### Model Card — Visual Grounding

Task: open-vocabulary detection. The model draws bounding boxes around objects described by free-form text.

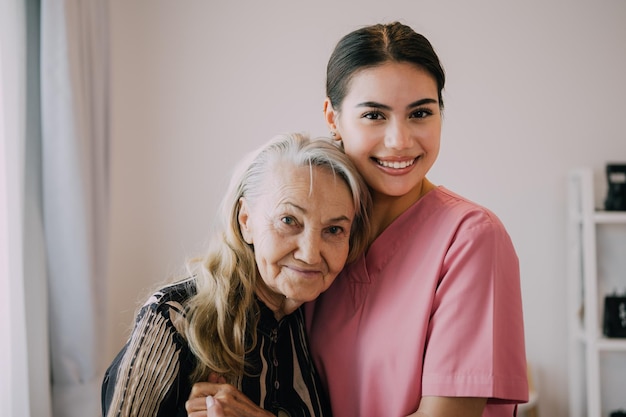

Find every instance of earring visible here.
[330,131,336,137]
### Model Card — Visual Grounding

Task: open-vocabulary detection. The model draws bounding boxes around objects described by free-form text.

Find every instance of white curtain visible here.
[0,0,32,415]
[1,1,109,416]
[1,0,53,415]
[41,1,110,416]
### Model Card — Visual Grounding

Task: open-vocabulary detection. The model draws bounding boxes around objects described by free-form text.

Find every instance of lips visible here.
[285,265,324,279]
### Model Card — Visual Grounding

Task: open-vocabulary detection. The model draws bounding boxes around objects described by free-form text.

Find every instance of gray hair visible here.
[185,132,370,383]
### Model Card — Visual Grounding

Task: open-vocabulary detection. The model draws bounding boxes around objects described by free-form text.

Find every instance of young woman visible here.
[305,22,529,417]
[102,132,371,417]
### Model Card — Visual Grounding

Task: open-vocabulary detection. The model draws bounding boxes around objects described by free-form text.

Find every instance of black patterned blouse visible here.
[101,279,332,417]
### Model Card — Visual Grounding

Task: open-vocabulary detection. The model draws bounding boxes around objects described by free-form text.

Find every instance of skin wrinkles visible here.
[238,163,355,320]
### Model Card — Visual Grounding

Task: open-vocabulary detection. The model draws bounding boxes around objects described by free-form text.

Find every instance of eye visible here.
[410,108,434,119]
[362,111,385,120]
[281,216,296,226]
[328,226,341,234]
[325,225,346,236]
[275,214,302,235]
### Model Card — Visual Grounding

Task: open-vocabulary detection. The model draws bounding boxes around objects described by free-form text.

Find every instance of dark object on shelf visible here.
[610,410,626,417]
[604,163,626,211]
[603,295,626,337]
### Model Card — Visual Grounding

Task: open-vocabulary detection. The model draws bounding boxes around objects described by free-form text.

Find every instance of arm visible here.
[422,213,527,406]
[407,396,487,417]
[103,300,188,417]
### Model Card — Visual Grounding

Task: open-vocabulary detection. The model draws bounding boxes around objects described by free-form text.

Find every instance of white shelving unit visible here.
[567,168,626,417]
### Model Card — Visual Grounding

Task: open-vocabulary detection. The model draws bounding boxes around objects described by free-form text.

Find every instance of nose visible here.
[294,230,322,265]
[384,119,412,150]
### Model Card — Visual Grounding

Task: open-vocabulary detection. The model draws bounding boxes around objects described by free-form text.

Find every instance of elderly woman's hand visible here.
[186,375,275,417]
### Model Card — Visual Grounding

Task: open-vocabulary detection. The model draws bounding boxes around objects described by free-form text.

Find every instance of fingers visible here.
[188,382,213,400]
[206,395,226,417]
[208,373,227,384]
[185,396,225,417]
[185,396,208,414]
[185,385,235,411]
[185,393,231,417]
[187,379,272,417]
[188,375,228,400]
[186,381,238,415]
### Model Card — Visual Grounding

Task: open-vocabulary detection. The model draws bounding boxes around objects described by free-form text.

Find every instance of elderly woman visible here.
[102,132,371,417]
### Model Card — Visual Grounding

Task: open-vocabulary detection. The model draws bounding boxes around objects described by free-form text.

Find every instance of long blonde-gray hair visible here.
[184,132,370,383]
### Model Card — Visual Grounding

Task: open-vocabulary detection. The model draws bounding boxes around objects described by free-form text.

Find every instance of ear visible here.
[238,197,253,244]
[323,98,341,139]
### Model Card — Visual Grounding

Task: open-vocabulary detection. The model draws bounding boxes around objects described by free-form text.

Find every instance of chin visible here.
[289,290,321,305]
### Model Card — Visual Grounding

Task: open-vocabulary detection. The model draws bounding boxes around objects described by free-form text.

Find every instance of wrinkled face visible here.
[238,163,355,312]
[326,62,441,205]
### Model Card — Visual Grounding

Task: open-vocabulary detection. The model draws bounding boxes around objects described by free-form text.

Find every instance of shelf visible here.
[597,337,626,351]
[574,331,626,351]
[593,211,626,224]
[569,211,626,224]
[567,168,626,417]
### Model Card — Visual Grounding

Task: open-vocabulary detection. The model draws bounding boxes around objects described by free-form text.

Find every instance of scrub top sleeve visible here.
[421,212,528,403]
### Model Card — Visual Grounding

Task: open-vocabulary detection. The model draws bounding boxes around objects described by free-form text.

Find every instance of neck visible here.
[255,285,300,321]
[369,178,435,244]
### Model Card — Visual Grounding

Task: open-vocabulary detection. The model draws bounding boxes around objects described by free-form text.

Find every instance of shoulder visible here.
[424,187,508,232]
[429,188,519,266]
[142,278,196,312]
[410,187,517,261]
[431,187,499,219]
[103,279,197,417]
[136,277,197,335]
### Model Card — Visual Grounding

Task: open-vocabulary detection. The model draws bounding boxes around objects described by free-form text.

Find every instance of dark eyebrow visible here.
[356,98,439,110]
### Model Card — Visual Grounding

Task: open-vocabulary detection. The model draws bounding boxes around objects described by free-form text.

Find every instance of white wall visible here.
[107,1,626,416]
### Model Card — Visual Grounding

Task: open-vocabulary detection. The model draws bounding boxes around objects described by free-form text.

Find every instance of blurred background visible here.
[2,1,626,416]
[109,3,626,415]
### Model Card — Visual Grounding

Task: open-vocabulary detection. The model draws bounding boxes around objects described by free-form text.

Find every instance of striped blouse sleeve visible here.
[102,291,190,417]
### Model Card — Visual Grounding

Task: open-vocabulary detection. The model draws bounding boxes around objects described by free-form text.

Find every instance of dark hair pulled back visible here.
[326,22,446,111]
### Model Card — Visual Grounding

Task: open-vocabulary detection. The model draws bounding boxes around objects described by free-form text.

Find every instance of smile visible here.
[375,158,416,169]
[285,265,324,279]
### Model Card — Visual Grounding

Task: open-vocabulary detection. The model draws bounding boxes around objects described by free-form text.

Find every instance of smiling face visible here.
[326,62,442,211]
[238,163,355,317]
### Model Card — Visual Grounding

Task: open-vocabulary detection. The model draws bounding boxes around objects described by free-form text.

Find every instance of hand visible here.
[186,374,274,417]
[204,395,225,417]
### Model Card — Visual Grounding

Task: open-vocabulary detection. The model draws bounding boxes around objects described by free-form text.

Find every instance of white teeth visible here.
[377,158,415,169]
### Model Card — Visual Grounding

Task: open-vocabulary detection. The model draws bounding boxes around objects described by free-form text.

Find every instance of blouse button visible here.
[273,358,279,367]
[274,380,280,389]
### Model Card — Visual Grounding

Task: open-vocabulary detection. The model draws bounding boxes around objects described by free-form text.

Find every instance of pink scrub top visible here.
[306,187,528,417]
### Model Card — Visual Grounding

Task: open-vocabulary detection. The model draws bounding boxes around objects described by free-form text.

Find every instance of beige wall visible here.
[107,2,626,416]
